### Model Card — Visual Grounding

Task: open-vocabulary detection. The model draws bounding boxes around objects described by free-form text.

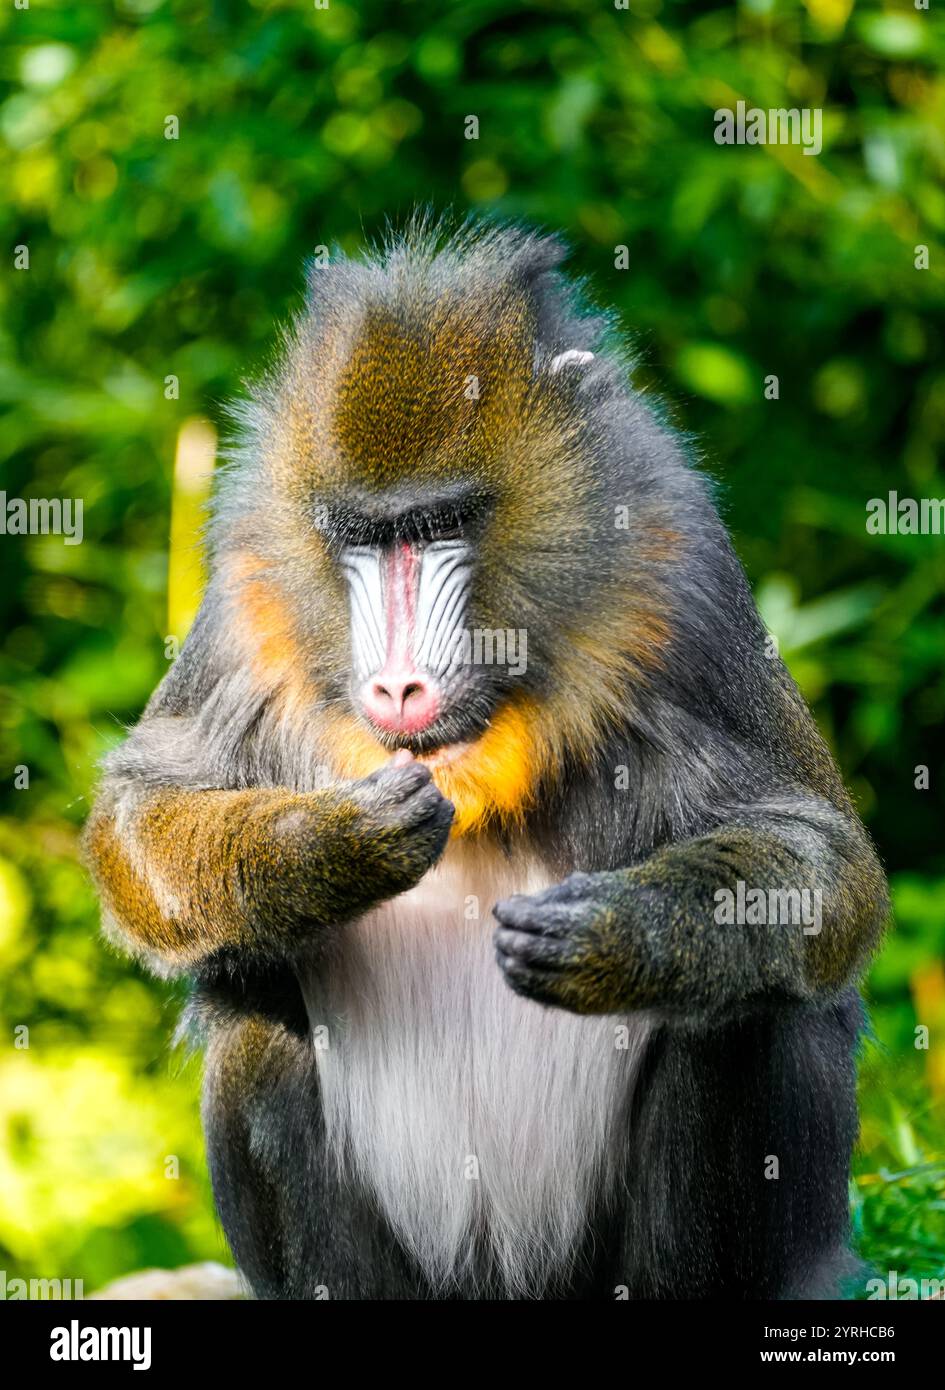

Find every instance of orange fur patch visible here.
[323,697,550,837]
[225,551,318,722]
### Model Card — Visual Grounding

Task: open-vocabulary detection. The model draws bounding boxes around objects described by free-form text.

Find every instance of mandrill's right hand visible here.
[84,752,453,975]
[340,751,455,896]
[260,751,455,937]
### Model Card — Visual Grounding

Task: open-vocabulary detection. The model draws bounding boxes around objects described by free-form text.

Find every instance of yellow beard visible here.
[324,698,546,837]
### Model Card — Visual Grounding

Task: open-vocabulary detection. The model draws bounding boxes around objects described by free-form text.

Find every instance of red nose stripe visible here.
[361,544,440,733]
[384,542,418,671]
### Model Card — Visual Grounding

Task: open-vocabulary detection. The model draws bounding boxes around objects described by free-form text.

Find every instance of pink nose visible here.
[361,671,440,734]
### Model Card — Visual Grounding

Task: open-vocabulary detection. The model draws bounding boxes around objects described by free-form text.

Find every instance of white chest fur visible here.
[300,839,650,1293]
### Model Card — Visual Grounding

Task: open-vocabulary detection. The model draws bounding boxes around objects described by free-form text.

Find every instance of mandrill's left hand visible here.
[494,814,879,1020]
[492,870,672,1015]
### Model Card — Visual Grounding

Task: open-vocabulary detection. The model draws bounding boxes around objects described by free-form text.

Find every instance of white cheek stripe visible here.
[415,542,473,677]
[342,540,473,682]
[340,547,386,680]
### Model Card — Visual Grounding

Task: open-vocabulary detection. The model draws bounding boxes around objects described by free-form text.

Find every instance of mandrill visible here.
[86,219,888,1300]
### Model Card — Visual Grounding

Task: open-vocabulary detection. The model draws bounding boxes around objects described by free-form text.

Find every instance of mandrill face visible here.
[314,480,498,755]
[307,474,548,835]
[225,225,682,833]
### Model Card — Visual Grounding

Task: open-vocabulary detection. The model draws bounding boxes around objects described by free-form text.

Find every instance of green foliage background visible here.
[0,0,943,1293]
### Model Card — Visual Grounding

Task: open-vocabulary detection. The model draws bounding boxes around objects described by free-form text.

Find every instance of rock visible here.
[90,1262,246,1300]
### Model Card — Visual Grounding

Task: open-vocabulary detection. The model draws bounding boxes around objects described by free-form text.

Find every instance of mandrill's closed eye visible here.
[426,523,464,543]
[311,481,494,550]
